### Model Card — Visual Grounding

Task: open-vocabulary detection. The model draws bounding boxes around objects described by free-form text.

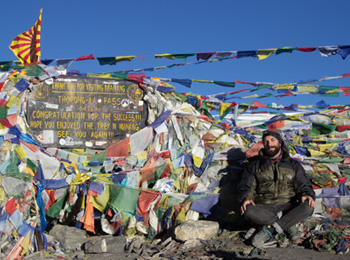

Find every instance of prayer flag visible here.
[115,56,135,63]
[155,54,174,60]
[171,53,195,61]
[196,52,216,61]
[318,45,338,57]
[253,100,267,107]
[76,54,95,61]
[276,47,295,55]
[213,81,236,87]
[237,50,257,59]
[9,9,42,65]
[257,49,277,60]
[296,47,317,52]
[337,45,350,59]
[219,102,236,119]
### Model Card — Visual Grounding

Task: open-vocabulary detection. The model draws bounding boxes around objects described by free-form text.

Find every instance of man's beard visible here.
[264,145,281,157]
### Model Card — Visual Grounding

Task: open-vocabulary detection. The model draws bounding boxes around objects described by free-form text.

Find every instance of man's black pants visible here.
[244,201,314,230]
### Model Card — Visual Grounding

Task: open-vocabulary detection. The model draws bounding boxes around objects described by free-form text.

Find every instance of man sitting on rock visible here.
[238,130,315,247]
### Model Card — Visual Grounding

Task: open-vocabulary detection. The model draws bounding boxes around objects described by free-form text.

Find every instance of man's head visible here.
[262,130,283,157]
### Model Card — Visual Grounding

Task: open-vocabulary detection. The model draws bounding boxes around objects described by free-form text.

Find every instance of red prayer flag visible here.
[106,137,130,157]
[253,100,267,107]
[235,80,257,86]
[76,54,95,61]
[128,73,145,83]
[5,198,17,215]
[276,91,293,97]
[296,47,317,52]
[340,87,350,96]
[230,88,252,94]
[196,52,216,61]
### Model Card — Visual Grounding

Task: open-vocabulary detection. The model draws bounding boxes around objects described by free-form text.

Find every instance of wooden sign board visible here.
[27,76,147,149]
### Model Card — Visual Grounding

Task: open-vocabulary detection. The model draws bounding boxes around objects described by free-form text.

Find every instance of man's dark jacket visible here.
[238,148,315,205]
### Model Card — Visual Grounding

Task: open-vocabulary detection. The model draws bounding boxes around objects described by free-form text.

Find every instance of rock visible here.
[49,224,86,250]
[175,220,219,242]
[84,236,127,254]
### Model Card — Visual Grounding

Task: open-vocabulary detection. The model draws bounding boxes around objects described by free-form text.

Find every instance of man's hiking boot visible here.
[251,225,276,248]
[286,225,302,242]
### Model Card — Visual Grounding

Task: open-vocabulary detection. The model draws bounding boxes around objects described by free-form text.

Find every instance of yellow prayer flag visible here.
[86,73,113,79]
[299,105,313,109]
[318,143,337,152]
[192,154,203,168]
[297,85,319,93]
[192,80,214,83]
[155,54,174,60]
[241,94,259,99]
[275,83,295,90]
[326,89,342,94]
[257,48,277,60]
[284,116,310,123]
[68,152,80,164]
[20,231,32,255]
[71,149,85,155]
[115,56,135,62]
[137,151,148,161]
[15,146,26,160]
[90,185,110,212]
[292,135,303,145]
[219,102,233,117]
[0,187,5,202]
[308,149,326,157]
[6,96,20,108]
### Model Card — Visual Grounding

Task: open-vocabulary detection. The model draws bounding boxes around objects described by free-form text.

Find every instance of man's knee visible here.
[301,202,314,217]
[244,204,257,219]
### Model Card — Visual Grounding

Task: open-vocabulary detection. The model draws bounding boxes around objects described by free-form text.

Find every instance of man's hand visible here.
[302,195,316,208]
[241,199,255,215]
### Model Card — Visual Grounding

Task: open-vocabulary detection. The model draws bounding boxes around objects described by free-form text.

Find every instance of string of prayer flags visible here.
[5,43,350,73]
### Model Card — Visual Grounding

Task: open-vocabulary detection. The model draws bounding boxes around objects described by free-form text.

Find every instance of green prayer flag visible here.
[109,185,140,214]
[155,164,167,179]
[183,193,207,204]
[171,53,195,61]
[258,93,275,98]
[213,81,236,87]
[47,188,68,218]
[96,57,117,65]
[0,106,8,119]
[174,92,188,102]
[111,73,128,80]
[25,64,45,77]
[6,164,25,179]
[0,61,13,72]
[167,196,181,207]
[317,92,339,97]
[319,157,344,163]
[26,159,38,171]
[311,122,337,136]
[276,47,295,55]
[88,150,106,162]
[251,84,274,92]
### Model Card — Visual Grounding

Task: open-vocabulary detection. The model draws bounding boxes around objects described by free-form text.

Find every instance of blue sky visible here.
[1,0,350,110]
